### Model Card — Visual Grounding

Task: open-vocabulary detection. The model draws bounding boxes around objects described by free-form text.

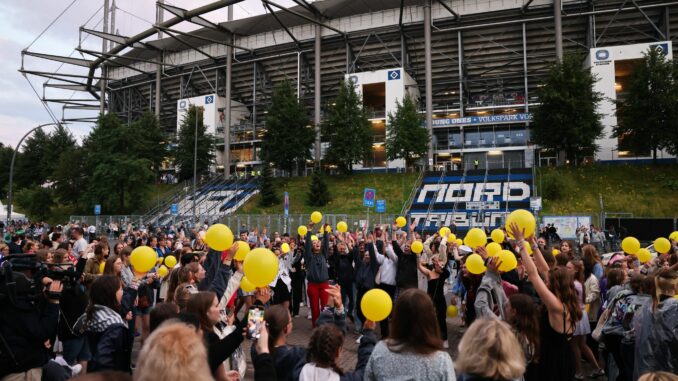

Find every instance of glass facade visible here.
[433,123,530,151]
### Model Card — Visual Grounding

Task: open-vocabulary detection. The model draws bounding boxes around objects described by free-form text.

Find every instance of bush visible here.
[540,171,570,201]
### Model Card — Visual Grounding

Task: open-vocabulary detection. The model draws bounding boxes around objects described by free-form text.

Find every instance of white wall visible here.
[589,41,674,160]
[345,68,419,169]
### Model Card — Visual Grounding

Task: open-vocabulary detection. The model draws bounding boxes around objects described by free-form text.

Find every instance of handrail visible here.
[400,170,424,216]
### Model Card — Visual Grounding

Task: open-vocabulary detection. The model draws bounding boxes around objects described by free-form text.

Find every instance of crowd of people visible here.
[0,217,677,381]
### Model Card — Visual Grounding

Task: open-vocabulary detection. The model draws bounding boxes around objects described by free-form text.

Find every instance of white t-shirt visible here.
[88,225,96,234]
[73,237,88,258]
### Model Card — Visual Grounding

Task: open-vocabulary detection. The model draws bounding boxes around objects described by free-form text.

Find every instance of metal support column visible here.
[457,31,464,117]
[424,0,433,168]
[252,62,257,162]
[155,0,163,116]
[100,0,110,115]
[314,24,321,163]
[664,7,671,40]
[554,0,563,61]
[522,23,529,113]
[224,5,233,178]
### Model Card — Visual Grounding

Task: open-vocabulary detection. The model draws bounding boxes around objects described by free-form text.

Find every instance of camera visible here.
[0,255,81,307]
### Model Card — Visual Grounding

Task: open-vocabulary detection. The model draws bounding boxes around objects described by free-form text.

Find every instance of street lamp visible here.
[6,122,59,224]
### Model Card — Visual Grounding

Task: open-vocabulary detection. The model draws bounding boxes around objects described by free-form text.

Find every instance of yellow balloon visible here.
[157,265,169,278]
[234,241,251,261]
[243,248,279,287]
[654,237,671,254]
[526,244,533,255]
[464,228,487,249]
[498,250,518,272]
[325,225,332,233]
[465,253,486,274]
[281,243,290,254]
[439,227,451,237]
[621,237,640,255]
[298,225,308,236]
[99,262,105,273]
[670,231,678,241]
[486,242,502,257]
[311,235,318,241]
[552,249,560,256]
[164,255,177,268]
[411,240,424,254]
[446,305,459,318]
[241,276,256,292]
[204,224,234,251]
[636,248,652,263]
[395,216,406,228]
[506,209,536,239]
[337,221,348,233]
[491,229,505,243]
[130,246,157,273]
[360,289,393,322]
[455,238,463,247]
[448,233,456,242]
[311,211,323,224]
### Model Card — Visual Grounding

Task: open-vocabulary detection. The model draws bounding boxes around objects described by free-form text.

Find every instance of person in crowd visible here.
[133,321,214,381]
[474,249,508,321]
[76,275,137,373]
[303,222,330,327]
[418,254,451,347]
[185,291,246,379]
[374,228,398,338]
[456,318,526,381]
[289,239,305,318]
[505,293,539,381]
[364,288,456,381]
[103,256,123,278]
[509,222,578,381]
[637,372,678,381]
[634,269,678,378]
[72,227,88,259]
[558,240,575,259]
[354,236,379,336]
[148,303,180,333]
[334,236,357,322]
[270,245,293,309]
[567,259,604,379]
[583,244,604,281]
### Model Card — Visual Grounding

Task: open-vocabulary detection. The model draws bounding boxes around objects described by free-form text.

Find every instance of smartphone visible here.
[328,280,337,286]
[246,307,265,340]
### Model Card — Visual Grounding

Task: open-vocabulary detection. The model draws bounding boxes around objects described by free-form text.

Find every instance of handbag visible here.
[592,306,611,341]
[138,294,150,310]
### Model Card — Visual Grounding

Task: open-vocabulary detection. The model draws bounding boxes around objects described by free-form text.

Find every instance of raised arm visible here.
[509,223,563,315]
[528,236,550,278]
[417,257,432,279]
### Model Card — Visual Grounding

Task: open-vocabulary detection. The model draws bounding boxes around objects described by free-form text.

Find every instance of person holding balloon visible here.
[508,221,580,381]
[303,219,331,327]
[269,245,293,309]
[417,254,451,348]
[473,248,509,321]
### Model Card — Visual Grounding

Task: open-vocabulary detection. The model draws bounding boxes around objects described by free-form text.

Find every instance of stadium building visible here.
[26,0,678,175]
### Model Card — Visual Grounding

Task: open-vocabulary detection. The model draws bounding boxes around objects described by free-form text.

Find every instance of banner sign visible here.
[94,205,101,216]
[407,168,533,233]
[283,192,289,217]
[541,216,591,240]
[363,188,376,208]
[424,113,532,128]
[170,204,178,215]
[376,200,386,213]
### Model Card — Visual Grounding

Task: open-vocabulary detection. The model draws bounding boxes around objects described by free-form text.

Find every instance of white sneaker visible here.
[307,312,312,320]
[70,364,83,376]
[355,334,363,344]
[443,341,449,349]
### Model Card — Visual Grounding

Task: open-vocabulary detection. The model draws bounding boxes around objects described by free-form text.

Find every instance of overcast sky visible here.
[0,0,298,149]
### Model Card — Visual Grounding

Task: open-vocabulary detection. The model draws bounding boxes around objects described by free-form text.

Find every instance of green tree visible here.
[614,47,677,162]
[258,164,280,207]
[532,54,604,164]
[385,94,429,169]
[131,112,167,179]
[0,143,15,199]
[321,80,372,173]
[175,105,214,181]
[14,128,50,188]
[306,168,330,206]
[14,186,54,221]
[261,80,314,175]
[52,147,86,209]
[45,125,77,176]
[82,113,154,213]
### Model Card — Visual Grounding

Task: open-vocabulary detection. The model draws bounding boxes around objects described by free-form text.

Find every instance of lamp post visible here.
[6,123,59,224]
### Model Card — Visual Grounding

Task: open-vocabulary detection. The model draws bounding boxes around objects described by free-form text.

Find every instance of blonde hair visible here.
[134,322,214,381]
[638,371,678,381]
[456,319,526,380]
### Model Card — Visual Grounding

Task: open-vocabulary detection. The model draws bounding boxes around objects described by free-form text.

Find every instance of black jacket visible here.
[0,299,59,376]
[86,323,132,373]
[355,244,379,290]
[336,250,356,285]
[393,241,418,289]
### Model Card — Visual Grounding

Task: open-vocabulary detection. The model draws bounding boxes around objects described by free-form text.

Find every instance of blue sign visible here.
[650,43,669,56]
[424,113,532,128]
[283,192,289,217]
[376,200,386,213]
[595,49,610,61]
[94,205,101,215]
[170,204,178,215]
[363,188,376,208]
[387,70,400,80]
[205,95,214,104]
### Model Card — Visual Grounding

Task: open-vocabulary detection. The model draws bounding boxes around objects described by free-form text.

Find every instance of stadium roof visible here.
[119,0,407,62]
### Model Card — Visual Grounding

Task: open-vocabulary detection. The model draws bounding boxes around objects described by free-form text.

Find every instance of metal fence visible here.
[70,213,402,235]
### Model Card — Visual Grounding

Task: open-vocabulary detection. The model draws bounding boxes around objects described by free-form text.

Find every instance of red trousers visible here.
[307,281,329,327]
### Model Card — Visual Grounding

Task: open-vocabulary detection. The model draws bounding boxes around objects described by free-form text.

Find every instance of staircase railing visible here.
[399,171,424,216]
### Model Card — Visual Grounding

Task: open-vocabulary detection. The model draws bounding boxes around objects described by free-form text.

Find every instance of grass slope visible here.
[538,164,678,218]
[238,172,419,215]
